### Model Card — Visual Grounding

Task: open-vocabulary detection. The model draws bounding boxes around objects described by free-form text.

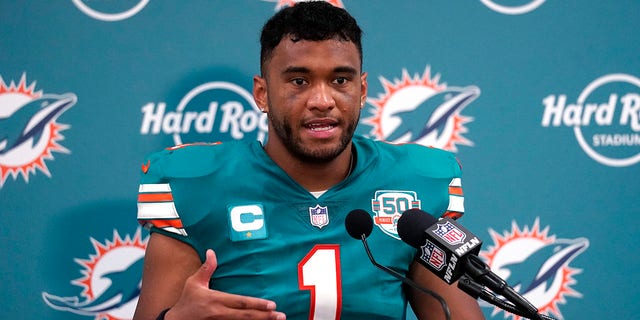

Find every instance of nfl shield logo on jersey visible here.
[309,204,329,229]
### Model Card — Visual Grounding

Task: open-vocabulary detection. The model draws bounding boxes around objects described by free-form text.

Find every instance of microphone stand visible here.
[462,255,558,320]
[360,235,451,320]
[457,276,556,319]
[457,276,530,318]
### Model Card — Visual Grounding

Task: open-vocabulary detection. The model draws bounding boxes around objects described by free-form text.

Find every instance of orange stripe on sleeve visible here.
[448,186,463,196]
[442,211,463,220]
[149,218,184,229]
[138,193,174,203]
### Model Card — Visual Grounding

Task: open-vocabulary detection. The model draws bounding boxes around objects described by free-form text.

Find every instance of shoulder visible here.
[354,135,461,178]
[139,141,253,182]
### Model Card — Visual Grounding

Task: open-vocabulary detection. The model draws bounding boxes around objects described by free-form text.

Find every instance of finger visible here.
[229,309,286,320]
[216,292,278,312]
[211,307,286,320]
[192,249,217,286]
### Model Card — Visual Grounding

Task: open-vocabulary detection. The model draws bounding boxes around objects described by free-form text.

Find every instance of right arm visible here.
[133,232,286,320]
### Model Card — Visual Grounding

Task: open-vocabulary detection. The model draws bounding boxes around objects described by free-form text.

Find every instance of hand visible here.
[165,249,286,320]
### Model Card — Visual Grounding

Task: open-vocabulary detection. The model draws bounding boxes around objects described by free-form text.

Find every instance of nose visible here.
[307,83,335,111]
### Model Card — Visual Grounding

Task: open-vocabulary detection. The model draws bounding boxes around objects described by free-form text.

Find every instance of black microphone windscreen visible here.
[397,208,438,248]
[345,209,374,239]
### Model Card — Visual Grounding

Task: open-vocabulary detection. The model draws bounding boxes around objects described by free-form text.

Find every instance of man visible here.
[134,2,484,319]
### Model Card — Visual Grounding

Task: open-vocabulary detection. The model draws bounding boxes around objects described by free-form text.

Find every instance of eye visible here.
[334,77,349,85]
[291,78,307,86]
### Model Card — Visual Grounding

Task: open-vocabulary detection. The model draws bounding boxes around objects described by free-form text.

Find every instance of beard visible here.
[267,112,359,164]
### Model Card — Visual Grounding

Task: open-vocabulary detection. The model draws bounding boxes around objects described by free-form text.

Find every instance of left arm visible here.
[407,260,485,320]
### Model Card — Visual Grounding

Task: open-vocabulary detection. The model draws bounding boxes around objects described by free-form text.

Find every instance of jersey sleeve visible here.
[442,174,464,220]
[438,152,464,220]
[405,143,465,220]
[136,148,188,237]
[137,142,226,240]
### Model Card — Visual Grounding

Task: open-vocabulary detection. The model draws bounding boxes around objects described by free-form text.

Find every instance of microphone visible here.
[396,209,481,285]
[397,209,548,320]
[344,208,374,239]
[344,209,451,320]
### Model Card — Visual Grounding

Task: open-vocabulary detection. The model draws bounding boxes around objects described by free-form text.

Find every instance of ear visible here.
[360,72,368,109]
[253,75,268,112]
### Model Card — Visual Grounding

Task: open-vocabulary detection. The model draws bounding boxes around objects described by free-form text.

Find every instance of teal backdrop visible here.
[1,1,639,319]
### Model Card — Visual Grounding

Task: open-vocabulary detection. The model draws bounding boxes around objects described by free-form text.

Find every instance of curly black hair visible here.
[259,1,363,75]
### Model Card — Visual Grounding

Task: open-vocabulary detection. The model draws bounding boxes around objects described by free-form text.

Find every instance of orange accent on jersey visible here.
[448,186,463,196]
[166,141,222,151]
[375,216,394,224]
[442,211,463,220]
[455,157,463,169]
[141,160,150,174]
[138,193,173,203]
[149,218,184,229]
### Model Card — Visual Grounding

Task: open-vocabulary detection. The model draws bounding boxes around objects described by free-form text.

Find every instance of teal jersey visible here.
[137,135,464,320]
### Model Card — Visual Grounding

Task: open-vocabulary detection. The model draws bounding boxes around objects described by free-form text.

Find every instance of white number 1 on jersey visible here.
[298,245,342,320]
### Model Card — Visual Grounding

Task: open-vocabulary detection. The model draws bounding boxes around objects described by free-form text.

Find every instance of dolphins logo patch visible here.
[42,229,148,320]
[479,218,589,320]
[364,66,479,152]
[0,74,76,188]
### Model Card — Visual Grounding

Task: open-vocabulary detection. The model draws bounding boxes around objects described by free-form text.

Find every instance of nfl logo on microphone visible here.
[421,240,446,271]
[434,221,466,245]
[309,204,329,229]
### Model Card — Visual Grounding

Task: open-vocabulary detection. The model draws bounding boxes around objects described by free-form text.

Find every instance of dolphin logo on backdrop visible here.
[42,229,148,320]
[479,218,589,320]
[72,0,149,22]
[480,0,546,15]
[0,74,76,188]
[364,66,479,152]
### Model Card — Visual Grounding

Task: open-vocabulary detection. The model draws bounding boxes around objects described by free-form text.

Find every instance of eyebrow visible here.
[334,66,359,75]
[283,66,310,74]
[282,66,358,75]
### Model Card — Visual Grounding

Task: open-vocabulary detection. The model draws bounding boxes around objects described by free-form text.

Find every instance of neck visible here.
[264,143,354,192]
